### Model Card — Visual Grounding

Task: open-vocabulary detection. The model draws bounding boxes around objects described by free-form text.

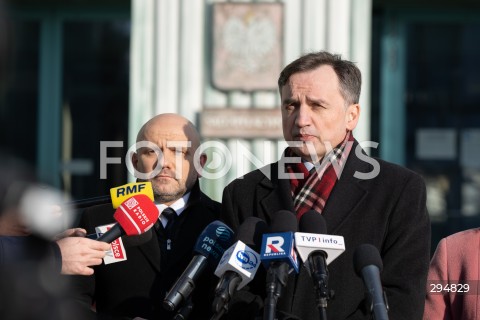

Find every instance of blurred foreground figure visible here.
[0,151,107,320]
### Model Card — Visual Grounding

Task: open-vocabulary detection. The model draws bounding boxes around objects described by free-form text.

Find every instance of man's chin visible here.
[152,184,186,203]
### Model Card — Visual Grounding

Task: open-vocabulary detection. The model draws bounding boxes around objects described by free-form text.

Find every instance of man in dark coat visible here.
[220,51,431,320]
[70,113,221,320]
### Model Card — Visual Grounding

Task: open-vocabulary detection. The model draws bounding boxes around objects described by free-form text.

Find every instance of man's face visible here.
[281,65,359,162]
[132,121,201,205]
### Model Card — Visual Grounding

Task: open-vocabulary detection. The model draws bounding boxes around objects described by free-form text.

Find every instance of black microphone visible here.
[211,217,267,320]
[353,244,389,320]
[163,221,235,314]
[297,211,334,320]
[261,210,299,320]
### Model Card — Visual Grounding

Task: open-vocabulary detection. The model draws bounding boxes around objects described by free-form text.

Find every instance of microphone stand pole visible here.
[310,254,331,320]
[210,271,241,320]
[263,262,289,320]
[173,297,194,320]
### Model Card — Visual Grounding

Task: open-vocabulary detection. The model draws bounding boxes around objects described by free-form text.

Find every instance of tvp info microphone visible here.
[295,210,345,319]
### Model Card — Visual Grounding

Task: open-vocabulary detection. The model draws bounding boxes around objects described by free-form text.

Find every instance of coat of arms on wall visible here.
[212,3,284,92]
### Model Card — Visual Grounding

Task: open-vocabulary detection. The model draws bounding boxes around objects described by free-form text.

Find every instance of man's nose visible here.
[295,104,312,127]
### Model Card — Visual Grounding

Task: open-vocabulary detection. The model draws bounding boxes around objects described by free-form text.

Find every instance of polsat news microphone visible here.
[163,220,235,318]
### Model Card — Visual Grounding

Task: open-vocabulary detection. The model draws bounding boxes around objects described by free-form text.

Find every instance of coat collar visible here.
[257,140,369,233]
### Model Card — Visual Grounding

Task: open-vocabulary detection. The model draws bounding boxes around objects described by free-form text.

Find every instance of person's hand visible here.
[0,207,30,236]
[56,236,111,275]
[53,227,87,240]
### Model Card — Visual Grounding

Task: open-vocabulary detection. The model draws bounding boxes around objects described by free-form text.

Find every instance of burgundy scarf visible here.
[285,131,354,220]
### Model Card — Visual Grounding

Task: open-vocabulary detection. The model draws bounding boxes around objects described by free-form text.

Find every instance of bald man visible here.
[70,114,220,320]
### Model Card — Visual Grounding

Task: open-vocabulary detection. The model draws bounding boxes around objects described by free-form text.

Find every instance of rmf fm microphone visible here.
[97,194,159,243]
[163,220,235,314]
[66,181,154,209]
[260,210,299,320]
[353,244,389,320]
[295,210,345,319]
[211,217,268,320]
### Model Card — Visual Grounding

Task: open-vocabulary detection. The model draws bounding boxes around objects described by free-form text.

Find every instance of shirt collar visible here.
[303,160,315,171]
[156,192,191,226]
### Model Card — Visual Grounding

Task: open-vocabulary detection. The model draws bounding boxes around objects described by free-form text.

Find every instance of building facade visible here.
[2,0,480,249]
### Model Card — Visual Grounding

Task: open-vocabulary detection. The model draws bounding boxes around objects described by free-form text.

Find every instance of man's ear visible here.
[197,153,207,178]
[132,152,139,170]
[346,103,360,131]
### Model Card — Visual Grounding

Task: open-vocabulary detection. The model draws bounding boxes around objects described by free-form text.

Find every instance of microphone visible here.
[260,210,299,320]
[211,217,268,319]
[97,194,159,243]
[163,220,235,314]
[66,181,155,209]
[294,211,345,319]
[353,244,389,320]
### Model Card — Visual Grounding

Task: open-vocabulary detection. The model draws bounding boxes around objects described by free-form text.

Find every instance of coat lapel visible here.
[256,144,370,233]
[259,162,296,224]
[321,146,369,233]
[136,230,161,273]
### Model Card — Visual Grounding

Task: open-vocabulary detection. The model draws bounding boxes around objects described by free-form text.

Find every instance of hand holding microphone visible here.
[353,244,389,320]
[211,217,267,320]
[56,235,111,275]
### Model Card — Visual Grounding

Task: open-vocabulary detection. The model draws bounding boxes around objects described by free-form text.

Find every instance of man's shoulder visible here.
[198,191,221,211]
[373,157,425,183]
[350,152,425,185]
[225,162,277,189]
[445,227,480,244]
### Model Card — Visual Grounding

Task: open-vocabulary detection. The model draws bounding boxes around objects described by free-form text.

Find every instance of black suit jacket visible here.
[70,183,221,320]
[221,141,431,320]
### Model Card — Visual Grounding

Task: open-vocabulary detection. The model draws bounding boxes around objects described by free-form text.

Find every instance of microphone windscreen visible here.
[299,210,327,234]
[353,243,383,276]
[236,217,268,252]
[269,210,298,233]
[113,194,159,236]
[193,221,235,266]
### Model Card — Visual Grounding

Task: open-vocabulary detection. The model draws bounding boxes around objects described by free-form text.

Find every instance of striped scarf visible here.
[285,131,354,220]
